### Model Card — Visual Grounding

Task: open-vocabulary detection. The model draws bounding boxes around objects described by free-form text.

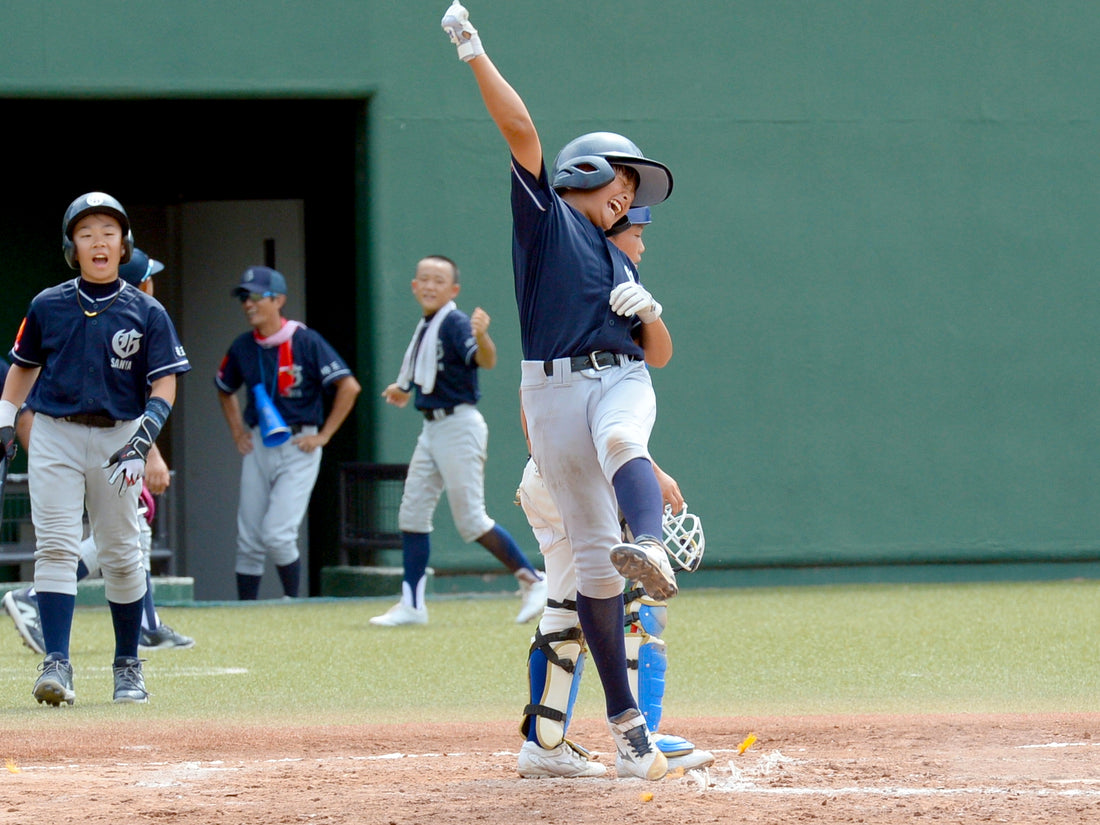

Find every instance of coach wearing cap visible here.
[215,266,361,600]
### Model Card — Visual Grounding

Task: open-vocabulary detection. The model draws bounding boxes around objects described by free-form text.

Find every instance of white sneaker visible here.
[517,740,607,778]
[607,709,667,780]
[610,538,678,600]
[515,576,547,623]
[666,748,715,772]
[369,602,428,627]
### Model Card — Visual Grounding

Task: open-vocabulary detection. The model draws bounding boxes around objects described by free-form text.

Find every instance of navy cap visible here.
[232,266,287,298]
[119,248,165,287]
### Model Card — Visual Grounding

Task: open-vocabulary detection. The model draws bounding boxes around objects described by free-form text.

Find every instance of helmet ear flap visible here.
[63,235,78,269]
[551,154,615,192]
[63,228,135,269]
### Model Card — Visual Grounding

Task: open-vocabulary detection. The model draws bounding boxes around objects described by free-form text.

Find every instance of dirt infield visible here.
[3,712,1099,824]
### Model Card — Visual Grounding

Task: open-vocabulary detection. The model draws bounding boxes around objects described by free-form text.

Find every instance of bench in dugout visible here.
[338,463,408,566]
[0,472,178,578]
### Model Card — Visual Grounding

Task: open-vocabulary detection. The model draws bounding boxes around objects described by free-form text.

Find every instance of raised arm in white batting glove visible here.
[441,2,484,62]
[609,281,663,324]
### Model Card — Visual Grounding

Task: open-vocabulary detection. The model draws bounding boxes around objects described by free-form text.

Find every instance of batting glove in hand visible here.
[105,442,147,494]
[0,426,15,463]
[441,2,484,62]
[609,281,663,324]
[103,396,171,496]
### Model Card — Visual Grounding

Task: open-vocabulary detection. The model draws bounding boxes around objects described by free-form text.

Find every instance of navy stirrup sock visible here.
[477,524,537,574]
[108,596,144,660]
[613,457,663,542]
[237,573,262,600]
[36,591,76,659]
[276,559,301,598]
[576,592,635,717]
[401,532,431,606]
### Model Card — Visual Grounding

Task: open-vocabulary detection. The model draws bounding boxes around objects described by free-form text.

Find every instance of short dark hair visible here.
[611,164,641,193]
[421,254,460,284]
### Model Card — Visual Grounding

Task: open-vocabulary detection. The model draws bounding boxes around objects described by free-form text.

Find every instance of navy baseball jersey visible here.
[510,159,646,362]
[215,326,351,428]
[412,310,481,412]
[9,279,190,420]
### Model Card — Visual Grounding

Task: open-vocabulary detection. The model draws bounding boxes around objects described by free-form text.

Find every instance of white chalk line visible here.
[0,666,248,682]
[8,747,1100,798]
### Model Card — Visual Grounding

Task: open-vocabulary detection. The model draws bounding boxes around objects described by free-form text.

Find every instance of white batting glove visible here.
[441,2,484,62]
[609,281,663,324]
[104,443,146,495]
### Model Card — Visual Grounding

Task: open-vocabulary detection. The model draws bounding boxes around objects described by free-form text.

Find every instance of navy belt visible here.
[64,413,116,428]
[543,351,636,376]
[423,407,456,422]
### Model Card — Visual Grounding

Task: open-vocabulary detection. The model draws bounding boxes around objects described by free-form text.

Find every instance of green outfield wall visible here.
[1,1,1099,587]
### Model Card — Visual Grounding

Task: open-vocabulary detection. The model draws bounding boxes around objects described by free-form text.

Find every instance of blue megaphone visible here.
[252,383,291,447]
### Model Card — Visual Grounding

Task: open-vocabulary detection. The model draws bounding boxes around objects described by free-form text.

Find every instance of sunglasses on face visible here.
[238,291,276,304]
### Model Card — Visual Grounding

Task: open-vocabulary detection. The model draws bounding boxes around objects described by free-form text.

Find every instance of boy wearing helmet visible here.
[3,248,195,656]
[0,193,190,706]
[515,207,713,778]
[441,4,676,780]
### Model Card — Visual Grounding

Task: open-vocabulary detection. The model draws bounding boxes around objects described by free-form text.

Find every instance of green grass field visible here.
[1,579,1098,729]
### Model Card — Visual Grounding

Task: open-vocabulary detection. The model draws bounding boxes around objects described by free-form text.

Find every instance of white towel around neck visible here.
[396,301,455,396]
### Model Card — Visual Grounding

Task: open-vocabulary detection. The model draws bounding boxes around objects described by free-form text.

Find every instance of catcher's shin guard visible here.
[521,624,586,749]
[625,588,668,733]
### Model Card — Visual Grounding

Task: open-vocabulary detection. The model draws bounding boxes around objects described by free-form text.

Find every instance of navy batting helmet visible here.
[119,248,165,287]
[62,192,134,269]
[551,132,673,207]
[606,205,653,238]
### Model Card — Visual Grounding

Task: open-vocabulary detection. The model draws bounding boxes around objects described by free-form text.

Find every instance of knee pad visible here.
[625,591,668,733]
[521,624,586,749]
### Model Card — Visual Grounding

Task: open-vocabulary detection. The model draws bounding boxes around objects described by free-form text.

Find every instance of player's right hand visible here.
[381,383,411,408]
[441,2,484,62]
[0,425,15,463]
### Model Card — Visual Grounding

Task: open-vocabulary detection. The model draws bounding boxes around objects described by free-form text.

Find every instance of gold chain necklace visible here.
[76,283,122,318]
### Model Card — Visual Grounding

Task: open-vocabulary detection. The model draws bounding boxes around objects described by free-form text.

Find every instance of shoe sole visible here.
[34,680,75,707]
[666,750,716,772]
[3,592,46,655]
[518,764,607,778]
[614,750,669,781]
[139,640,196,650]
[368,618,427,626]
[609,546,678,600]
[113,694,149,704]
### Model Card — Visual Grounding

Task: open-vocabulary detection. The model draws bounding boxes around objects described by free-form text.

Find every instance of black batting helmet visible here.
[551,132,673,207]
[62,192,134,269]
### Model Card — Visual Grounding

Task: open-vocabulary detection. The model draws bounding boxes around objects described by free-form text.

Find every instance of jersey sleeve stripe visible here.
[511,160,548,212]
[146,360,191,381]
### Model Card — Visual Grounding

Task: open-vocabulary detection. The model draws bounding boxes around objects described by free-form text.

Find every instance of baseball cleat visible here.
[610,538,678,601]
[139,624,195,650]
[34,654,75,707]
[112,657,149,704]
[369,601,428,627]
[517,739,607,778]
[515,576,547,623]
[665,747,716,772]
[607,708,667,780]
[3,587,45,655]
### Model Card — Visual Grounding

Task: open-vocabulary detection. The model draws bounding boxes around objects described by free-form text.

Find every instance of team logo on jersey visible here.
[110,328,143,371]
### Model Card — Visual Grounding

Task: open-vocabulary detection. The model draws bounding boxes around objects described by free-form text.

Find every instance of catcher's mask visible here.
[662,504,705,572]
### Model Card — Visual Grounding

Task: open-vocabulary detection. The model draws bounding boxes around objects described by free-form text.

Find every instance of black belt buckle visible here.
[423,407,455,421]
